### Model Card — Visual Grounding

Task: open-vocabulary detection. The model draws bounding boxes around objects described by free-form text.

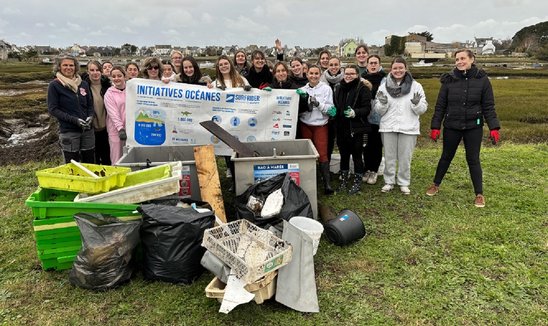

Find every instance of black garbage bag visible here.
[235,173,313,229]
[69,213,141,291]
[138,204,215,284]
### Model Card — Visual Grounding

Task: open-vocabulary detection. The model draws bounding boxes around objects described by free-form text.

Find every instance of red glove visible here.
[430,129,440,142]
[490,129,500,145]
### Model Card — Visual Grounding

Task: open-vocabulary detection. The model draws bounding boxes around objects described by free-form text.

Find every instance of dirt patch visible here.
[0,116,62,165]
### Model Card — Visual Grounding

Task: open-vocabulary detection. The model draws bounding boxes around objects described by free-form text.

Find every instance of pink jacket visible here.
[104,86,126,139]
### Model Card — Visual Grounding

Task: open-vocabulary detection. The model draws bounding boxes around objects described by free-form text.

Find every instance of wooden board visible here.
[193,145,226,224]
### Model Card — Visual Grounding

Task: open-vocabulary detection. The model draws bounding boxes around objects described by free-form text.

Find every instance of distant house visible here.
[153,45,172,56]
[474,37,496,55]
[35,45,58,55]
[339,39,358,57]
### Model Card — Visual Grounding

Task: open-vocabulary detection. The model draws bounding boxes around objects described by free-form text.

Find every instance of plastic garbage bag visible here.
[69,213,141,291]
[138,203,215,284]
[235,173,313,229]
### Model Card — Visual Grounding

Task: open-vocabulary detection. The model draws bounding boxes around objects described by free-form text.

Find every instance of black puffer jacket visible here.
[333,78,372,135]
[431,65,500,130]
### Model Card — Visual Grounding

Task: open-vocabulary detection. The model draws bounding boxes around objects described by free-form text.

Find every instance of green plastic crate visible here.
[32,211,141,271]
[26,187,139,219]
[35,162,131,194]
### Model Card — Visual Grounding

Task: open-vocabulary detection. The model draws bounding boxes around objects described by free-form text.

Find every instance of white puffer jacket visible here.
[375,80,427,135]
[298,81,333,126]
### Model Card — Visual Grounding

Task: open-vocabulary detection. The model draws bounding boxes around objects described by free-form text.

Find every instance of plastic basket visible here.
[36,163,131,194]
[205,271,277,304]
[202,219,292,283]
[25,187,139,219]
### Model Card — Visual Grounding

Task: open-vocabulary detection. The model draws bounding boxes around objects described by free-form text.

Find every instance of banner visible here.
[125,79,300,155]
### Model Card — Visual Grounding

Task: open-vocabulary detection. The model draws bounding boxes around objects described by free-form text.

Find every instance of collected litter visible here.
[139,203,215,284]
[202,219,292,284]
[69,213,141,291]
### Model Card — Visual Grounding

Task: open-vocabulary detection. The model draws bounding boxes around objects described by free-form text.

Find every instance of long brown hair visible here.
[215,55,245,88]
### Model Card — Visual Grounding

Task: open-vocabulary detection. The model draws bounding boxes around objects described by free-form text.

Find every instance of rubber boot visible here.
[348,173,363,195]
[80,149,96,164]
[319,162,334,195]
[63,151,80,164]
[338,170,349,192]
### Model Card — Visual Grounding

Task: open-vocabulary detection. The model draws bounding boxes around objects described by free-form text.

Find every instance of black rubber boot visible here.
[63,151,80,164]
[338,170,349,192]
[80,149,96,164]
[319,162,334,195]
[348,173,363,195]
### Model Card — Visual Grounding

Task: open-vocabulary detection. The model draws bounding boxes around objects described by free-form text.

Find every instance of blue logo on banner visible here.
[231,116,240,127]
[212,115,222,123]
[226,94,235,103]
[248,117,257,127]
[134,110,166,145]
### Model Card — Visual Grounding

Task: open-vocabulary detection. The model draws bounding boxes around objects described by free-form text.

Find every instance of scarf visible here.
[385,71,413,98]
[56,72,82,93]
[322,69,344,88]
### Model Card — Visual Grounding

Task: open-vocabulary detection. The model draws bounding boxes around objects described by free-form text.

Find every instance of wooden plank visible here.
[193,145,226,223]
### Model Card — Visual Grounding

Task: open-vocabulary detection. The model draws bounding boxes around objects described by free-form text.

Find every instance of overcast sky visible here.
[1,0,546,48]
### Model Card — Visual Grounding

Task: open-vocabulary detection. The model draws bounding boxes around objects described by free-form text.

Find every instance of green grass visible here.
[0,144,546,325]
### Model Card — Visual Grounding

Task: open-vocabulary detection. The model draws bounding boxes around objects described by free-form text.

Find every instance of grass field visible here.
[0,61,547,325]
[0,143,546,325]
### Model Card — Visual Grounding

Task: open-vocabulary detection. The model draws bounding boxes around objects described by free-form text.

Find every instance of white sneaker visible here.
[362,171,371,182]
[381,184,394,193]
[226,169,232,178]
[400,186,411,195]
[366,172,378,185]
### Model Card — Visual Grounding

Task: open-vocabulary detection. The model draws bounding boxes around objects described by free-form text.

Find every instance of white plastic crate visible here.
[202,219,292,283]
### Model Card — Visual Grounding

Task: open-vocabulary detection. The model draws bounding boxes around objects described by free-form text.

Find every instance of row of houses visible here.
[0,35,508,62]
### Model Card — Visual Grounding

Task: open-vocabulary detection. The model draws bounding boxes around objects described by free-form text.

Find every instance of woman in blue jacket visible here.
[426,49,500,208]
[47,55,95,163]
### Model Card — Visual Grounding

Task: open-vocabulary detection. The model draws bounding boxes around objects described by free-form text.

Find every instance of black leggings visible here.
[363,124,383,172]
[337,132,364,174]
[433,127,483,194]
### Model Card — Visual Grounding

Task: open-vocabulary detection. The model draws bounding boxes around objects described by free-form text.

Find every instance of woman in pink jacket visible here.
[104,66,127,164]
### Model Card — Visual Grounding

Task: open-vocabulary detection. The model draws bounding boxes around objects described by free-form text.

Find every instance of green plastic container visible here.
[35,162,131,194]
[26,187,139,219]
[32,214,141,271]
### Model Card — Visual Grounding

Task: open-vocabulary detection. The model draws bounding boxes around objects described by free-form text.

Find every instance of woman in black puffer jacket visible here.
[426,49,500,208]
[333,64,372,195]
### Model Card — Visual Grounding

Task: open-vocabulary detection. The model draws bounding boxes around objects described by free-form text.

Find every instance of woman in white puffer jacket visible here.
[375,56,427,195]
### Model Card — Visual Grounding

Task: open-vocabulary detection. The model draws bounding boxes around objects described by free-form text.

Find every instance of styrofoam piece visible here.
[74,176,180,204]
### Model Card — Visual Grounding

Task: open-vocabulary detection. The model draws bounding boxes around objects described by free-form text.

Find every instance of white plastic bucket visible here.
[289,216,324,255]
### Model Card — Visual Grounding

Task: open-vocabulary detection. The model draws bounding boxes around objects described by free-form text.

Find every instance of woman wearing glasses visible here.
[170,50,183,74]
[142,57,162,80]
[332,65,372,194]
[375,57,427,195]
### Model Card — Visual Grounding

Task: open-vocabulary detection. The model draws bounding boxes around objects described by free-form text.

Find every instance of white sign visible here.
[125,79,299,155]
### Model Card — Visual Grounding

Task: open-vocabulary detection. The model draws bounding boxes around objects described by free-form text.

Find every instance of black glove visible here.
[243,85,252,91]
[118,128,127,141]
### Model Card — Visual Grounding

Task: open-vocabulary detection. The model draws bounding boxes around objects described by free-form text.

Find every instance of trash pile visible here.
[24,139,369,313]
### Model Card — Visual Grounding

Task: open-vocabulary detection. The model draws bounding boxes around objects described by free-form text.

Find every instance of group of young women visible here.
[47,45,500,207]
